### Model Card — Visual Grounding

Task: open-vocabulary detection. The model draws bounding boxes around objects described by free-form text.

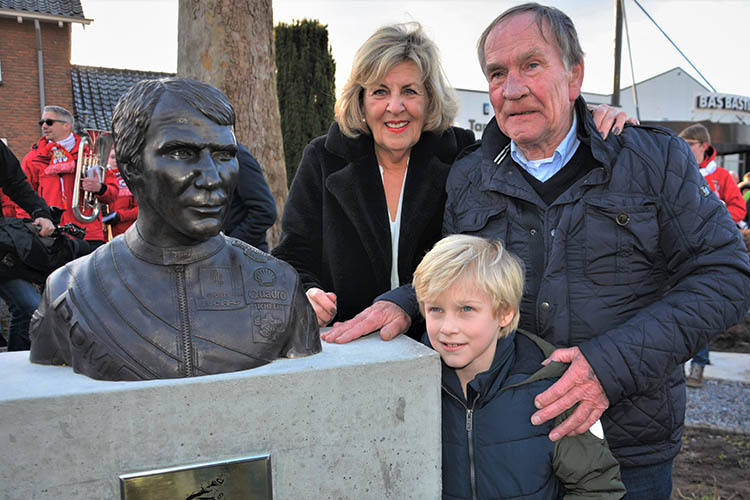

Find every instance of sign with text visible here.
[696,93,750,113]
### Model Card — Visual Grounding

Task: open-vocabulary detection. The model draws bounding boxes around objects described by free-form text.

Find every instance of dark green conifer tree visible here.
[275,19,336,185]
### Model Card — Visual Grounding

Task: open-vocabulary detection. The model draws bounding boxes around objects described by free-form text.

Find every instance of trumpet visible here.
[72,129,109,223]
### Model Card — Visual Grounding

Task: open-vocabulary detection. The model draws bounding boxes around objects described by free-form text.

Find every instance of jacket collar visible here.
[425,329,568,405]
[124,223,226,265]
[464,332,516,403]
[699,145,717,169]
[423,331,517,405]
[577,97,622,169]
[478,97,621,200]
[323,122,461,288]
[34,133,83,153]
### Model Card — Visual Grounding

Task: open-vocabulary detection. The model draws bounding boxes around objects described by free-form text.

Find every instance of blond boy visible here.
[413,234,624,500]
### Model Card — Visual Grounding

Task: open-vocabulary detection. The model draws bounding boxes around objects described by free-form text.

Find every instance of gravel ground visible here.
[685,378,750,434]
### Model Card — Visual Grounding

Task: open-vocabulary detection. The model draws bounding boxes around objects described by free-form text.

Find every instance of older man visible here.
[327,4,750,498]
[19,105,117,247]
[30,78,320,380]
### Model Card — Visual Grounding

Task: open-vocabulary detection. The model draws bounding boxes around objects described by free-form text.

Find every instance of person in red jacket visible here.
[679,123,746,388]
[680,124,746,225]
[19,106,118,248]
[0,189,16,218]
[102,145,138,238]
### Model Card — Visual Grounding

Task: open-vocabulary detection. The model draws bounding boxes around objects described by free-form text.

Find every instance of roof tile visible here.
[71,65,174,131]
[0,0,85,19]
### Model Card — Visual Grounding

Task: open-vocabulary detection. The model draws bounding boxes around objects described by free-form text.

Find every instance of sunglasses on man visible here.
[38,119,67,127]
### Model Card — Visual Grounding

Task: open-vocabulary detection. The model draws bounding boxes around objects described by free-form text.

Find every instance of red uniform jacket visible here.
[19,135,118,241]
[107,167,138,238]
[700,146,746,223]
[0,189,16,218]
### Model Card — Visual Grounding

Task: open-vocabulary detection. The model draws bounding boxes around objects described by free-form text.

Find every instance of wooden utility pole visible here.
[611,0,623,107]
[177,0,287,247]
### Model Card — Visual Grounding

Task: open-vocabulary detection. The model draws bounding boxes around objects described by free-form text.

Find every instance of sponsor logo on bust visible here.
[69,323,115,376]
[253,267,276,286]
[197,266,245,310]
[61,298,138,378]
[248,289,287,301]
[253,312,285,343]
[167,248,193,261]
[254,302,285,310]
[231,239,270,263]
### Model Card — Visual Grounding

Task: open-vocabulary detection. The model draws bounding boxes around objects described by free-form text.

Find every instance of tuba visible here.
[72,129,110,223]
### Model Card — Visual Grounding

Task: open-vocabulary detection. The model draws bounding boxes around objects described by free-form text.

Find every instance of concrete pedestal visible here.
[0,334,440,499]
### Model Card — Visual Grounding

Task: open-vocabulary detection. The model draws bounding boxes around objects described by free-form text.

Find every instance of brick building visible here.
[0,0,90,158]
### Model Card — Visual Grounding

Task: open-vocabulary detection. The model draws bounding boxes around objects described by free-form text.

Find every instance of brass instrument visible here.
[101,169,115,242]
[72,129,109,223]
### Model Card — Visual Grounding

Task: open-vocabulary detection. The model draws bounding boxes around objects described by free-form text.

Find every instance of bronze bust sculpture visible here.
[29,78,321,380]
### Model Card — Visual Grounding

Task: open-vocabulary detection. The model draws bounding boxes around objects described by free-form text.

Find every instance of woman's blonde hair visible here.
[413,235,525,337]
[335,22,458,138]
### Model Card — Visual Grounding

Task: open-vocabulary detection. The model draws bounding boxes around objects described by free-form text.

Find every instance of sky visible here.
[71,0,750,100]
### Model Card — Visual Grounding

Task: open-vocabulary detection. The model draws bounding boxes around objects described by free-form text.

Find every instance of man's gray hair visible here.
[477,2,584,77]
[43,105,75,128]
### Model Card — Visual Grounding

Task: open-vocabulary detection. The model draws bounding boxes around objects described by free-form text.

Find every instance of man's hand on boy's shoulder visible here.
[530,346,609,441]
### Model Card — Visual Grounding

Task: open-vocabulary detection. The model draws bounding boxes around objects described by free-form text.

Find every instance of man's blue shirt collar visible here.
[510,113,580,182]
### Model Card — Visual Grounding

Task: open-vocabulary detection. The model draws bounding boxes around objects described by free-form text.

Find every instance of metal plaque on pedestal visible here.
[119,454,272,499]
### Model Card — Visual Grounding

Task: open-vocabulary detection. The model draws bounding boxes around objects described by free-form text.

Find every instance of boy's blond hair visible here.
[413,235,525,337]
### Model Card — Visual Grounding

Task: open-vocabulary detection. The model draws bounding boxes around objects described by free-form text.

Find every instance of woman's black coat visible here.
[273,122,475,336]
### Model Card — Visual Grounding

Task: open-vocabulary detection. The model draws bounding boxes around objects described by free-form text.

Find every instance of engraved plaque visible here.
[120,455,272,499]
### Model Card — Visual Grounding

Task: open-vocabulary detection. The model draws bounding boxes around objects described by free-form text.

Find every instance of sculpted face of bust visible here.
[131,91,239,247]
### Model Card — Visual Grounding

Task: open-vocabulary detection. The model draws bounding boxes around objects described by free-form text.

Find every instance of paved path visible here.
[694,351,750,383]
[684,351,750,434]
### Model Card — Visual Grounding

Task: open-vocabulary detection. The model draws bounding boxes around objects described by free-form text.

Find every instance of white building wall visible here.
[454,88,492,139]
[617,68,708,122]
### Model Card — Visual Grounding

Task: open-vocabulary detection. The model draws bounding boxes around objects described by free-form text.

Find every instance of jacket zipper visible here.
[443,385,480,500]
[467,406,477,500]
[175,264,194,376]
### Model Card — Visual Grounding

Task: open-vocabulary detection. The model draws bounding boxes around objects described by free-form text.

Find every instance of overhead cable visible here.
[631,0,717,92]
[621,0,641,121]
